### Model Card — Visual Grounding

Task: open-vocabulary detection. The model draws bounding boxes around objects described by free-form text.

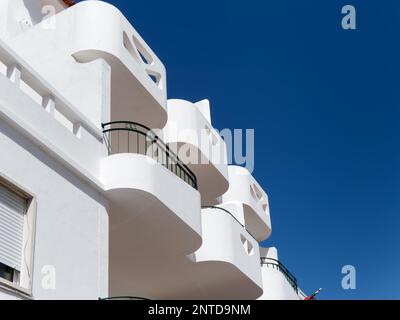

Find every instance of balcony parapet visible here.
[222,166,272,241]
[100,120,202,259]
[261,257,298,294]
[164,99,229,205]
[72,1,167,129]
[102,121,197,189]
[0,38,107,188]
[191,205,263,299]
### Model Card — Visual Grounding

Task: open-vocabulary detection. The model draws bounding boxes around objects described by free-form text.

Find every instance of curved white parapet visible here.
[100,153,202,255]
[69,1,167,129]
[72,1,167,128]
[221,166,272,242]
[163,99,229,205]
[190,206,263,299]
[4,0,167,129]
[259,248,302,300]
[101,153,204,300]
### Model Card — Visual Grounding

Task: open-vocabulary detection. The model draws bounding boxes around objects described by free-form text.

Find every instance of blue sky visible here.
[98,0,400,299]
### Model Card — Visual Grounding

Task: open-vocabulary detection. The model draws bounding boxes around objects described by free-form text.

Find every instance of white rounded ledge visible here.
[100,153,202,254]
[71,1,167,129]
[222,166,272,241]
[164,99,229,205]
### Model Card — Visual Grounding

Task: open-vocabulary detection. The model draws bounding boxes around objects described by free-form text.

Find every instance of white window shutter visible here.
[0,184,25,271]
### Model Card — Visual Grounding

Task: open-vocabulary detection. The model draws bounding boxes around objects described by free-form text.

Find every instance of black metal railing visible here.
[102,121,198,190]
[260,257,298,293]
[99,296,149,301]
[202,206,245,228]
[201,206,258,243]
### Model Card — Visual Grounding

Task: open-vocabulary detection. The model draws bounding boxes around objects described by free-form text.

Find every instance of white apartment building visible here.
[0,0,305,300]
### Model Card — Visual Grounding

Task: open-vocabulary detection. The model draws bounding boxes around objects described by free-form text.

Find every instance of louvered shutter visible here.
[0,183,25,271]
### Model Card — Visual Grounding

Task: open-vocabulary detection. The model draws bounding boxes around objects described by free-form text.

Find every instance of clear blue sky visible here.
[95,0,400,299]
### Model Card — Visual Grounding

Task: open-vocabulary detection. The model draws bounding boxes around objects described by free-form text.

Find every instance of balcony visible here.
[189,205,263,299]
[163,99,229,205]
[6,0,167,129]
[221,166,272,241]
[259,248,301,300]
[72,1,167,128]
[102,121,197,189]
[100,122,202,296]
[261,257,298,294]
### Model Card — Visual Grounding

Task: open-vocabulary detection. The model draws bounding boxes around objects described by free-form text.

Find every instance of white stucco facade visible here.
[0,0,306,300]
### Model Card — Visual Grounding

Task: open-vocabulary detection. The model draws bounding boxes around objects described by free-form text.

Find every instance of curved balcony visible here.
[261,257,298,293]
[259,248,301,300]
[5,1,167,129]
[189,205,263,299]
[163,99,229,205]
[102,121,197,189]
[70,1,167,129]
[100,122,202,297]
[221,166,272,241]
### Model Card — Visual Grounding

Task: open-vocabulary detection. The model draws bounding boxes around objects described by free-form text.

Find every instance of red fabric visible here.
[62,0,76,6]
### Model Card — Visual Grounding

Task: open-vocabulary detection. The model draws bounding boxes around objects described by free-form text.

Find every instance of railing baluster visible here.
[117,129,120,154]
[136,131,139,154]
[166,148,169,169]
[145,136,147,158]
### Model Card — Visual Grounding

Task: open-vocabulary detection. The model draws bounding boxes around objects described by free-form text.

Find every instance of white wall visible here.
[0,287,23,300]
[0,0,112,128]
[0,72,106,180]
[0,117,109,299]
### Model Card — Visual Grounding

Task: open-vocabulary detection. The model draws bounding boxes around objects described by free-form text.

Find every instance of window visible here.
[0,182,26,285]
[0,180,34,293]
[0,262,14,282]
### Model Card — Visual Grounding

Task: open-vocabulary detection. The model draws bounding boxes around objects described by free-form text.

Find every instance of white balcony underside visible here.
[101,153,202,257]
[110,256,262,300]
[109,207,263,300]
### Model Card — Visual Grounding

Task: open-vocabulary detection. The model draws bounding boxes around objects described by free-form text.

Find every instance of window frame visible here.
[0,175,36,298]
